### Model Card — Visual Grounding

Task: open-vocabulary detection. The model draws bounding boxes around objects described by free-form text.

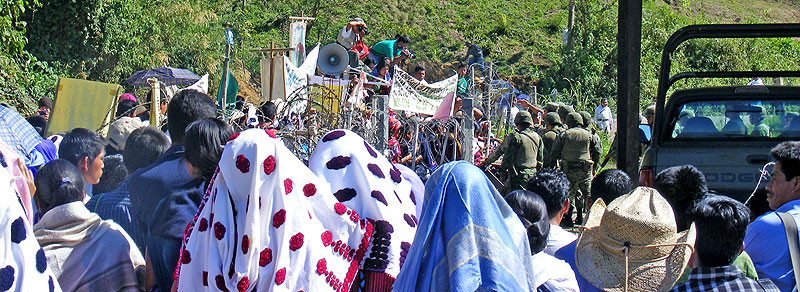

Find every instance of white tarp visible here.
[388,66,457,117]
[283,44,320,113]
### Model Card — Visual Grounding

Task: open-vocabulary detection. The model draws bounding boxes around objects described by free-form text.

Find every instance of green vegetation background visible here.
[2,0,799,115]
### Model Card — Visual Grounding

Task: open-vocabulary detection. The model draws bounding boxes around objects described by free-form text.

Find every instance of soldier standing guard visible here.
[481,111,543,194]
[549,112,601,227]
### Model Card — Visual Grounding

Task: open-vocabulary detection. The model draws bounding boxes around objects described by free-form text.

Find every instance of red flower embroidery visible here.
[216,275,229,291]
[202,271,208,286]
[237,277,249,292]
[334,203,346,215]
[263,155,276,175]
[284,178,293,194]
[259,248,272,267]
[198,218,208,232]
[265,129,277,138]
[303,183,316,197]
[241,235,250,254]
[321,230,333,246]
[289,232,305,251]
[180,250,191,264]
[275,268,286,285]
[316,258,328,274]
[272,209,286,228]
[214,222,226,240]
[235,154,250,173]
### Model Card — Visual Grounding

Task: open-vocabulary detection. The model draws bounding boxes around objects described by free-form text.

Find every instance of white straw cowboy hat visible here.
[575,187,695,292]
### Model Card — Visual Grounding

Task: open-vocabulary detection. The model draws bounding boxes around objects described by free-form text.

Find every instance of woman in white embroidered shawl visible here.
[1,154,62,292]
[175,129,373,291]
[33,159,145,292]
[309,129,418,291]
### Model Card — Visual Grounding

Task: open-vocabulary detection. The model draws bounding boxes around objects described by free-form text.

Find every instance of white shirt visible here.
[594,105,613,133]
[544,224,578,256]
[531,252,580,291]
[337,26,356,49]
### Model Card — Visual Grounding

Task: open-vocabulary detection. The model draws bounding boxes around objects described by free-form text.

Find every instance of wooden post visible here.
[617,0,642,182]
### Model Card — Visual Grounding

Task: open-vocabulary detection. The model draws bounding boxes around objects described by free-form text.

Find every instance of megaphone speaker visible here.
[318,43,349,76]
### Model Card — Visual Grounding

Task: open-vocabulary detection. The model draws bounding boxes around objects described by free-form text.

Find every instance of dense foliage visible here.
[2,0,799,115]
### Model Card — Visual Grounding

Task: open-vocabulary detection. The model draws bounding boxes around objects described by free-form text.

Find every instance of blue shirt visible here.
[744,199,800,292]
[85,179,146,256]
[553,240,604,292]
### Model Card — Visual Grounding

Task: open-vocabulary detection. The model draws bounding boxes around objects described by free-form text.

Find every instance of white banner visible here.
[283,44,320,113]
[389,67,457,117]
[288,21,307,67]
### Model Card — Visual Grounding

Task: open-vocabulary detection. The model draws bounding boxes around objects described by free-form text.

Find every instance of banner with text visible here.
[389,67,457,116]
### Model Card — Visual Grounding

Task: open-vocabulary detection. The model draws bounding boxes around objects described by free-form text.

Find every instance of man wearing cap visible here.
[594,98,613,134]
[549,112,601,226]
[337,18,369,59]
[750,106,771,137]
[481,111,543,193]
[744,141,800,292]
[105,116,146,156]
[722,103,747,135]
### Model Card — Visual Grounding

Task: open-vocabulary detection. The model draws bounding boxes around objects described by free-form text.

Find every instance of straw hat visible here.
[575,187,695,292]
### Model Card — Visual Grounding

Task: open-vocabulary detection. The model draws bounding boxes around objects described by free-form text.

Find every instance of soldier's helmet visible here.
[579,111,593,126]
[544,102,559,113]
[544,112,562,126]
[515,111,534,126]
[566,112,584,128]
[558,104,575,122]
[644,105,656,118]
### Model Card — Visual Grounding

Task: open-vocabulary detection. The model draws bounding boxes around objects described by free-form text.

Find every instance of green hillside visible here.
[2,0,799,114]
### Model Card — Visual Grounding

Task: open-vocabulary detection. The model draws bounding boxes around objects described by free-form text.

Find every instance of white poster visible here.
[389,67,458,116]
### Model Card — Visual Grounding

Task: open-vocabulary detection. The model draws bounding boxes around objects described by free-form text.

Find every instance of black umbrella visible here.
[127,67,201,87]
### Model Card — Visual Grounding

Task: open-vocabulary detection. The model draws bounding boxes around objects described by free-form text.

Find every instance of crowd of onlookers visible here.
[3,85,800,292]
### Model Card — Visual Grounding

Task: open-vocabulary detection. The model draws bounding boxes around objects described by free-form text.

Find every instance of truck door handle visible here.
[747,154,769,165]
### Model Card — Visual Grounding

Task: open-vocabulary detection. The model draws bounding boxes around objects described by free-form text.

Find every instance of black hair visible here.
[690,195,750,267]
[771,141,800,181]
[260,101,277,122]
[590,169,633,204]
[377,57,391,71]
[93,154,127,195]
[38,97,53,109]
[116,99,138,118]
[34,159,85,214]
[653,165,708,232]
[363,58,375,67]
[26,115,47,138]
[184,118,234,180]
[166,89,217,145]
[58,128,104,167]
[123,126,170,172]
[395,35,411,44]
[747,188,771,222]
[457,62,468,70]
[527,169,570,219]
[506,190,550,255]
[413,64,426,74]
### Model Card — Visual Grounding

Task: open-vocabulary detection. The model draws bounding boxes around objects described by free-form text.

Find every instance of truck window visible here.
[669,100,800,139]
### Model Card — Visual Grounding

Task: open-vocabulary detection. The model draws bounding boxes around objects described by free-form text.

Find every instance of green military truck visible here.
[639,24,800,202]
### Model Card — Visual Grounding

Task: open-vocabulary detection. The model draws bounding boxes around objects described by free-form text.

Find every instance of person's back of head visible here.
[26,115,47,138]
[689,195,750,267]
[58,128,104,172]
[167,89,217,145]
[527,169,570,219]
[260,101,277,123]
[116,99,138,118]
[653,165,708,232]
[93,154,127,195]
[590,169,633,205]
[34,159,85,214]
[184,118,234,180]
[123,127,170,173]
[505,190,550,255]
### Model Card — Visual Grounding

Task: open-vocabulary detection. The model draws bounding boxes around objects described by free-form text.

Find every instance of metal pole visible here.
[462,96,474,163]
[411,119,420,170]
[617,0,642,182]
[221,25,233,121]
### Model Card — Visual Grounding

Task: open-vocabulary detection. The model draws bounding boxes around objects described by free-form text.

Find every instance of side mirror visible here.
[639,124,652,144]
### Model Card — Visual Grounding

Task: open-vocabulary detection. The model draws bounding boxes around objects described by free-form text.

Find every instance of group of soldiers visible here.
[480,101,602,226]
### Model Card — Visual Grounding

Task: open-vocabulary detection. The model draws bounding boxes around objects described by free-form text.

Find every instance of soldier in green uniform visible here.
[557,103,575,124]
[549,112,601,226]
[750,105,770,137]
[580,110,604,173]
[481,111,543,194]
[539,112,563,169]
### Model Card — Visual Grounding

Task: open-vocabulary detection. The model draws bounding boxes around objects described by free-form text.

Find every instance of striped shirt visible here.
[85,179,146,255]
[672,266,780,292]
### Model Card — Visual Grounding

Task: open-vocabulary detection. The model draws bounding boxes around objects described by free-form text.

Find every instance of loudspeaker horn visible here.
[317,43,350,76]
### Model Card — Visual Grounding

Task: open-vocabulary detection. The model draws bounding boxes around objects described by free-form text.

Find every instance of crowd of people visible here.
[2,83,800,292]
